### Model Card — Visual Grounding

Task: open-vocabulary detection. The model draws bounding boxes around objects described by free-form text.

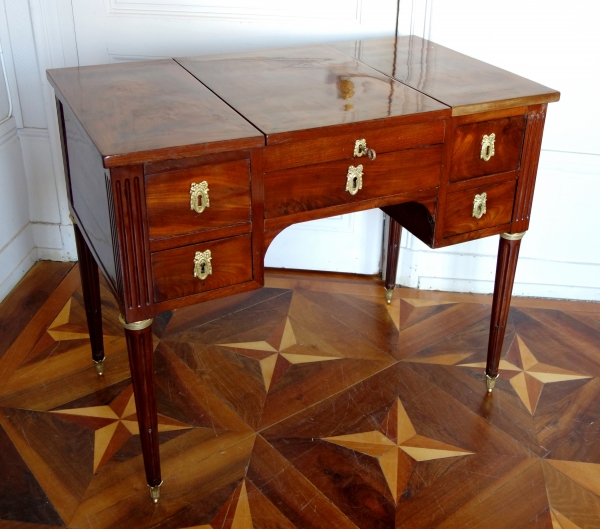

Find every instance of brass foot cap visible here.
[93,358,105,376]
[384,287,395,305]
[149,481,163,503]
[485,373,499,393]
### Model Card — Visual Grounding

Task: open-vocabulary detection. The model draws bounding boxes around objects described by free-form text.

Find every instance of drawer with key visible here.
[145,159,251,240]
[450,115,526,182]
[264,144,443,218]
[151,234,253,303]
[442,180,517,238]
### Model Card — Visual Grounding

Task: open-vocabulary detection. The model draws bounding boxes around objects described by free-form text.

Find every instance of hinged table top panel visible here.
[331,36,560,116]
[47,59,264,168]
[176,44,450,145]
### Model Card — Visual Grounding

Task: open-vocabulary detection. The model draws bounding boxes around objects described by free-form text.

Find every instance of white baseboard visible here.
[0,223,37,303]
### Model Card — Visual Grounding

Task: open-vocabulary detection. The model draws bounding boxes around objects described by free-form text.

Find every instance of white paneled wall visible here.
[0,0,598,303]
[391,0,600,302]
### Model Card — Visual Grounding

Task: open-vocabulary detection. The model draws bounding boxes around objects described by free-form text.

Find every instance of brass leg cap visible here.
[93,358,105,376]
[149,481,163,503]
[486,373,499,393]
[384,287,395,304]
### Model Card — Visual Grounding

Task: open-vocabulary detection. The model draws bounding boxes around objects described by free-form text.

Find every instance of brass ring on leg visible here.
[118,315,153,331]
[500,231,526,241]
[485,373,499,393]
[384,287,395,304]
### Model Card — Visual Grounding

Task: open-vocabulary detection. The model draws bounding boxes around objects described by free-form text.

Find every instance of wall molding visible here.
[0,222,36,302]
[107,0,361,21]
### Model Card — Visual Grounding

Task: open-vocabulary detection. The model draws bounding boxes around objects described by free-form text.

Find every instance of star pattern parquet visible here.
[1,264,600,528]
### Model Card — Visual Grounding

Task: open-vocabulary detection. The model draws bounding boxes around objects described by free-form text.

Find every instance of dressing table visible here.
[47,35,559,502]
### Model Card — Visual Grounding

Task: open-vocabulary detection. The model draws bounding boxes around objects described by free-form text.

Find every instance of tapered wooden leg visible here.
[485,232,526,392]
[119,315,162,502]
[384,216,402,304]
[73,224,105,375]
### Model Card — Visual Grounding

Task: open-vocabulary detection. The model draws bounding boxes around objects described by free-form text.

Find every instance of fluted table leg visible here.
[384,216,402,304]
[485,231,526,392]
[119,315,162,502]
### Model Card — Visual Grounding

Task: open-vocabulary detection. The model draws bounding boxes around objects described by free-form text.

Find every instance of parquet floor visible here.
[1,263,600,529]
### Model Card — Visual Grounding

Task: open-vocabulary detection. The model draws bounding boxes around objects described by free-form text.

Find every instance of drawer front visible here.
[264,145,443,218]
[263,121,445,172]
[145,159,251,240]
[442,180,516,238]
[151,235,253,302]
[450,116,525,182]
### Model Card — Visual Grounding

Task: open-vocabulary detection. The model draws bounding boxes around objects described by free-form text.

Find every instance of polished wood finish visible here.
[73,225,104,363]
[513,105,547,232]
[123,322,161,488]
[263,120,445,172]
[486,235,523,378]
[151,235,253,303]
[145,159,251,240]
[47,60,263,167]
[1,268,599,528]
[384,218,402,292]
[176,44,450,143]
[442,180,517,238]
[46,37,560,504]
[265,145,442,218]
[331,35,560,116]
[450,115,526,181]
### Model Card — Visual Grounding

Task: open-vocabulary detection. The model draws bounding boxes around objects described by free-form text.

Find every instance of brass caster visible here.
[384,287,395,304]
[485,373,499,393]
[93,358,105,376]
[149,481,163,503]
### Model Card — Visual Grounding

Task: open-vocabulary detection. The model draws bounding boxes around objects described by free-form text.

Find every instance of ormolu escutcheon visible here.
[190,181,210,214]
[354,139,376,160]
[472,192,487,219]
[346,165,363,195]
[194,250,212,280]
[149,481,163,503]
[480,133,495,162]
[486,373,498,393]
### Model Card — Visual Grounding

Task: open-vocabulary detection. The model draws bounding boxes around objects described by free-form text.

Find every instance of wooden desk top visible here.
[176,44,449,145]
[47,59,264,168]
[331,36,560,116]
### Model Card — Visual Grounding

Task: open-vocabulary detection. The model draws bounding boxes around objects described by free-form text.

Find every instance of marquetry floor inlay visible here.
[1,265,600,528]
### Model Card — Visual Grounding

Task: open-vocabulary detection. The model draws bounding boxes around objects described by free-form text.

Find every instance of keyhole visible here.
[485,145,490,158]
[200,263,206,274]
[352,176,357,189]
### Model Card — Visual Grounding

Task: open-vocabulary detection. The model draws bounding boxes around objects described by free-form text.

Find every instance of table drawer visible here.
[151,234,253,303]
[263,121,445,172]
[264,145,442,218]
[450,116,525,182]
[145,159,251,240]
[442,180,516,238]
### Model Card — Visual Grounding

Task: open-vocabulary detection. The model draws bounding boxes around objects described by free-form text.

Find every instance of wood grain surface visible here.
[442,180,516,238]
[145,159,251,240]
[331,35,560,116]
[0,268,599,528]
[177,45,449,144]
[264,145,442,218]
[450,115,526,181]
[48,60,263,167]
[151,234,253,303]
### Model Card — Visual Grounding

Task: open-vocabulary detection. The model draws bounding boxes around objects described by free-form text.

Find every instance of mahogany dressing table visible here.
[46,35,559,502]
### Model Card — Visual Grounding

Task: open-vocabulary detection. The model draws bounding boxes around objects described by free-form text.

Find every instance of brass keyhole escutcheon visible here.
[480,133,495,162]
[193,250,212,280]
[472,192,487,219]
[190,181,210,214]
[346,165,363,195]
[354,139,376,160]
